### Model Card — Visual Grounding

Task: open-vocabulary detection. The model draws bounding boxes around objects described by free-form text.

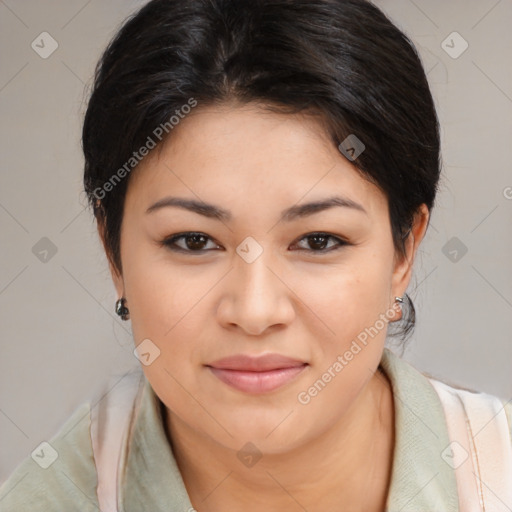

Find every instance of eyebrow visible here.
[145,195,368,221]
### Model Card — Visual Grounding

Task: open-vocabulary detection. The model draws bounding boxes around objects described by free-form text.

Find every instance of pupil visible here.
[187,234,206,250]
[310,235,327,250]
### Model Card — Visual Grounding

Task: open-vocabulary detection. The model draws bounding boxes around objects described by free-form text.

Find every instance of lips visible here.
[207,353,306,372]
[206,353,308,394]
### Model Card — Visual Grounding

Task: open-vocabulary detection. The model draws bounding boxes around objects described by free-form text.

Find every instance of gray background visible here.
[0,0,511,482]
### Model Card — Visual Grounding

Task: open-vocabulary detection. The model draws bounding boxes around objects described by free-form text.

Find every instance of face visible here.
[105,102,425,454]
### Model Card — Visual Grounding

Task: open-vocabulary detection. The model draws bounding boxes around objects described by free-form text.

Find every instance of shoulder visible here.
[428,375,512,446]
[0,401,99,512]
[503,399,512,442]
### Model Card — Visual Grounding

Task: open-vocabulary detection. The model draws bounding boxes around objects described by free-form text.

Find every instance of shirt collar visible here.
[379,347,459,511]
[121,348,459,511]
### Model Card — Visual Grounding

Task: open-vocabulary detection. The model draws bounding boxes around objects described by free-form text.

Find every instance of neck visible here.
[165,368,395,512]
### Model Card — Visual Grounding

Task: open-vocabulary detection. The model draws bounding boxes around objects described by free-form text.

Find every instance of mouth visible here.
[206,353,308,394]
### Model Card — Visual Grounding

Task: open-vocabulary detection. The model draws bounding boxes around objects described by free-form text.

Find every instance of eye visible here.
[292,232,349,253]
[161,232,222,253]
[161,231,349,255]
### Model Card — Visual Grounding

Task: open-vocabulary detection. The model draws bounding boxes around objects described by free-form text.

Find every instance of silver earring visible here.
[115,297,130,320]
[393,296,404,322]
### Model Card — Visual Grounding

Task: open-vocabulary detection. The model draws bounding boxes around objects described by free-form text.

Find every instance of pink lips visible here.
[206,353,308,394]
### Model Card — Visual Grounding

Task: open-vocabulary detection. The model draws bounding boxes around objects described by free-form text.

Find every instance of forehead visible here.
[124,104,387,219]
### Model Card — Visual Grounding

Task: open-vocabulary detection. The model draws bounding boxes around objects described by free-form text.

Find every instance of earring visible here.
[393,296,404,322]
[115,297,130,321]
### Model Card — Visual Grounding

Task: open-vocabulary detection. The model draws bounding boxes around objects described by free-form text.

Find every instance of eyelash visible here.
[160,231,350,254]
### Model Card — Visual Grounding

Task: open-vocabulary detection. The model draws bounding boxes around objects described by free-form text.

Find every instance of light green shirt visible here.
[1,347,511,511]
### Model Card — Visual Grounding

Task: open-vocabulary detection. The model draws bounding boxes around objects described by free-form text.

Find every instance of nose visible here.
[216,251,295,336]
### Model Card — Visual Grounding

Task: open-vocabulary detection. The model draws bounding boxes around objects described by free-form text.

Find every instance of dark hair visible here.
[82,0,441,345]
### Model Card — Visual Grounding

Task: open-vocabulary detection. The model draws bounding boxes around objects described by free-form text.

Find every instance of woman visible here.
[1,0,511,510]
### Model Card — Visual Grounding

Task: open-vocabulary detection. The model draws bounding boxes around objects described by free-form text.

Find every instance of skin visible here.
[99,102,429,512]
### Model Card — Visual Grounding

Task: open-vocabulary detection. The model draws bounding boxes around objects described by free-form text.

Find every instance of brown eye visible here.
[162,232,221,252]
[293,233,348,253]
[183,234,208,250]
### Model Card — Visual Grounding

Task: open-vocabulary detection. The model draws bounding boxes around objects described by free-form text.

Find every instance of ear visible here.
[97,218,124,299]
[390,203,430,304]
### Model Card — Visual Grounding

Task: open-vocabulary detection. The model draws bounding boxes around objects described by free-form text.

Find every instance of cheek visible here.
[291,254,392,349]
[122,238,211,336]
[124,259,213,422]
[289,259,391,437]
